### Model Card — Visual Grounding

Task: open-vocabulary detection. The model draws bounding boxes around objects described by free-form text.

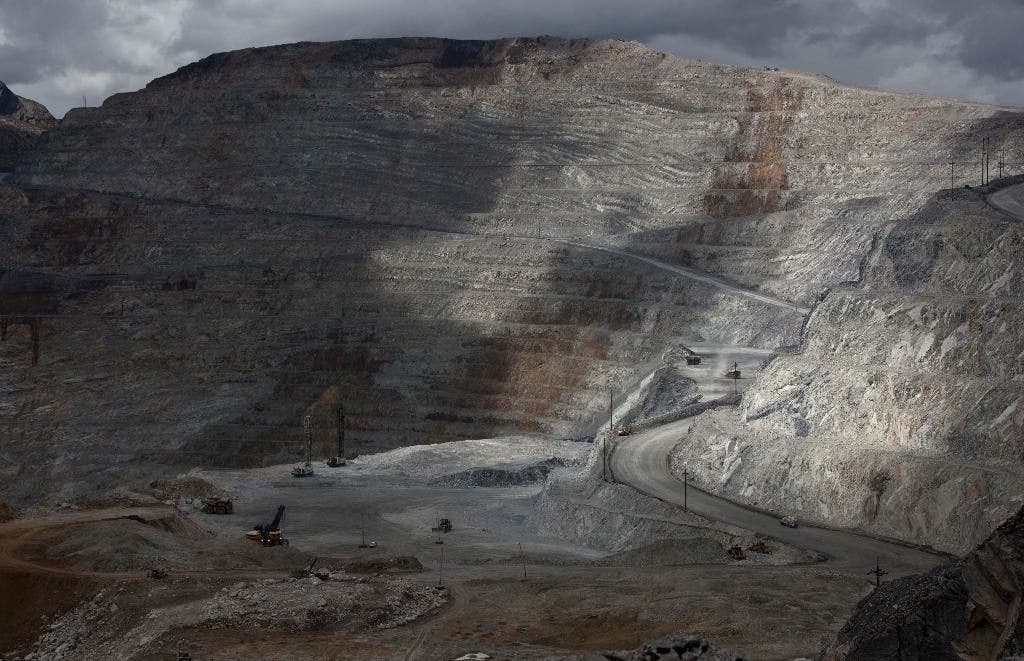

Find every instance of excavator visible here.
[245,505,289,546]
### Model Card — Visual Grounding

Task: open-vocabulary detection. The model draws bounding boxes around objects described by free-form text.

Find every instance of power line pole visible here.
[437,546,445,587]
[604,389,613,482]
[981,139,985,186]
[359,512,369,548]
[683,467,688,512]
[868,558,888,587]
[337,406,344,460]
[303,415,312,468]
[982,137,989,186]
[999,149,1005,180]
[950,160,955,196]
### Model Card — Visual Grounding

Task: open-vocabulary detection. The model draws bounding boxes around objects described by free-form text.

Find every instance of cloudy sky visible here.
[1,0,1023,118]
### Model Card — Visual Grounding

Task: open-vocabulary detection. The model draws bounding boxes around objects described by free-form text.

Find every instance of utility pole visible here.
[981,139,985,186]
[683,467,688,512]
[982,138,989,186]
[950,160,955,196]
[604,389,613,482]
[868,558,888,587]
[359,512,369,548]
[999,149,1005,180]
[303,415,312,468]
[437,546,445,587]
[342,407,350,464]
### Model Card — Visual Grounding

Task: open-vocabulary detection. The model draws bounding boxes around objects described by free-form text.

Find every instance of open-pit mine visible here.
[1,37,1023,660]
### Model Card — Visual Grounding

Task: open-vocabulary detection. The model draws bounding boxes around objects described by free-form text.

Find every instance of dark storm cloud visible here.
[0,0,1022,117]
[957,3,1024,80]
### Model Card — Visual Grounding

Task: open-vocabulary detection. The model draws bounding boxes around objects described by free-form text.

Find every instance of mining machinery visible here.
[326,406,347,467]
[246,505,289,546]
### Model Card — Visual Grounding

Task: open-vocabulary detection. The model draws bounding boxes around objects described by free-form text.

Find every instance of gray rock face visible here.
[824,505,1024,659]
[0,37,1020,512]
[0,82,55,171]
[670,181,1024,553]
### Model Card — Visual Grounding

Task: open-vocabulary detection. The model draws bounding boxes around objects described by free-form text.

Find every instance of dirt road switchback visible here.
[609,418,945,573]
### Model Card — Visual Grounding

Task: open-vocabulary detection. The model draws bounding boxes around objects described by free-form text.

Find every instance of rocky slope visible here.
[0,82,55,172]
[670,178,1024,553]
[823,505,1024,659]
[0,37,1020,512]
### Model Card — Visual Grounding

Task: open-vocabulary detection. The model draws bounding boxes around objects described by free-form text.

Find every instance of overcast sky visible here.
[2,0,1023,118]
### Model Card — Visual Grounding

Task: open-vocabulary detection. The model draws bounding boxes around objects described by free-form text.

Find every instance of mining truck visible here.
[246,505,289,546]
[431,518,452,533]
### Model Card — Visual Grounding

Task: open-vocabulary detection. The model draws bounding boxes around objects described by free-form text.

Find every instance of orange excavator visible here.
[246,505,289,546]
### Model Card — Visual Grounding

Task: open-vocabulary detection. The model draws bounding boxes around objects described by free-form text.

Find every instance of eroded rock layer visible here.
[1,37,1020,510]
[671,182,1024,552]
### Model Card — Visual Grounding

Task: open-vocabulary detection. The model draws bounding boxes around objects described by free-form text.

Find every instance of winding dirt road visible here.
[608,181,1024,570]
[599,254,949,571]
[989,181,1024,219]
[608,420,943,571]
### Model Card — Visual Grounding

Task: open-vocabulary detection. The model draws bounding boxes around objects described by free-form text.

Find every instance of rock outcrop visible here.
[1,37,1021,517]
[670,177,1024,553]
[824,505,1024,659]
[0,82,55,171]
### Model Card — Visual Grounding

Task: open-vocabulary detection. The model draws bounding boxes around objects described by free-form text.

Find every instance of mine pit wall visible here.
[1,36,1021,508]
[0,184,801,501]
[673,182,1024,554]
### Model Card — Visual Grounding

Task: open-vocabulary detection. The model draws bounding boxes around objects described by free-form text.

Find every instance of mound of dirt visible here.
[29,574,448,660]
[45,513,207,571]
[638,367,701,421]
[434,457,569,488]
[41,509,307,572]
[144,475,227,502]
